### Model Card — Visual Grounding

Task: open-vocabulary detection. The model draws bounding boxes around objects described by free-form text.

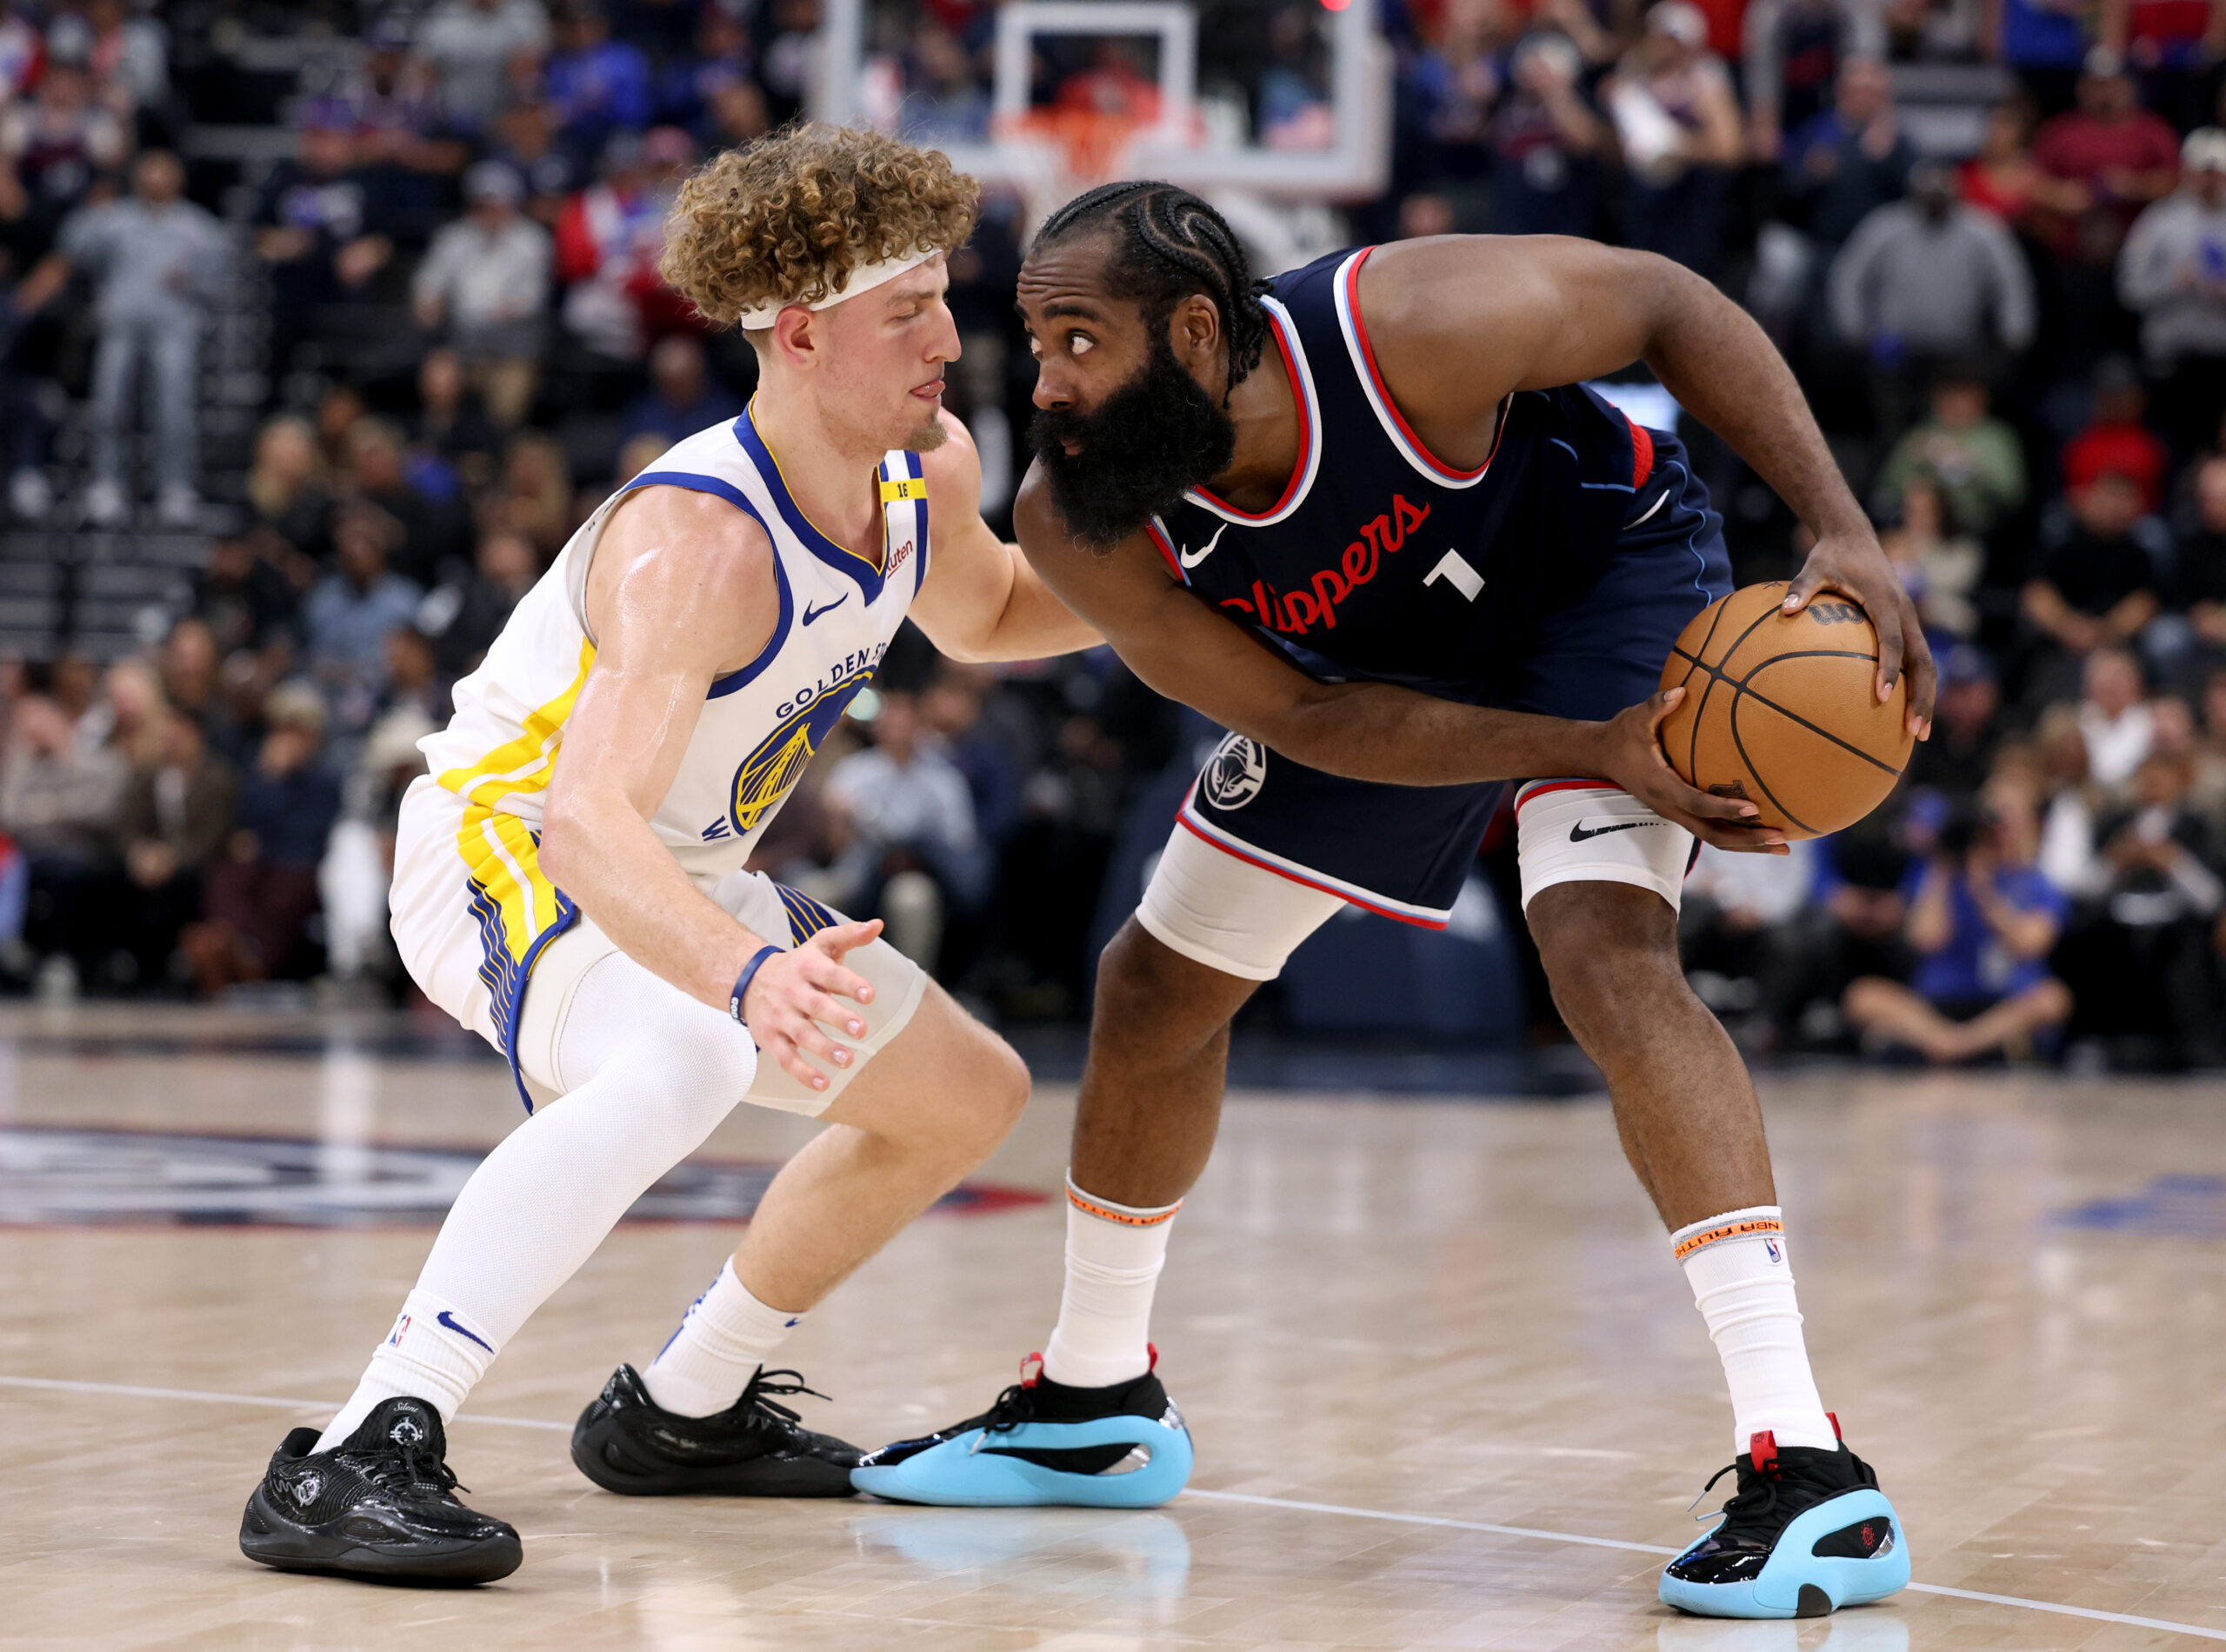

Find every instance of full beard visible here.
[1030,337,1237,550]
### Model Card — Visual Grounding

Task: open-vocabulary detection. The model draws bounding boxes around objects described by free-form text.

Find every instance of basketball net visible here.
[997,107,1150,231]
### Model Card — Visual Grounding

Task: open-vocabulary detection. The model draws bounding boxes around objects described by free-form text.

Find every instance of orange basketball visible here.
[1656,582,1914,840]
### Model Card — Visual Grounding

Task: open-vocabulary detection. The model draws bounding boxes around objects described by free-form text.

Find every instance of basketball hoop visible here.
[996,106,1151,230]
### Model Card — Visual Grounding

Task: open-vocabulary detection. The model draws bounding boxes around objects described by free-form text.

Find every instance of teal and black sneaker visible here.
[851,1351,1192,1508]
[1660,1420,1910,1618]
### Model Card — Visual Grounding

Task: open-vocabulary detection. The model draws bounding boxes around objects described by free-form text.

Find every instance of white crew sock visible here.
[1041,1178,1180,1389]
[1673,1205,1838,1455]
[317,950,756,1453]
[642,1260,804,1416]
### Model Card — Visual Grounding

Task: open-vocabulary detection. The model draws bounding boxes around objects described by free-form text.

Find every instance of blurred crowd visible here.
[0,0,2221,1070]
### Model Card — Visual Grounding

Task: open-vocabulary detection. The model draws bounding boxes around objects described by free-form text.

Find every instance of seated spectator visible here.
[1604,3,1745,276]
[1781,57,1915,257]
[704,76,772,150]
[1958,99,2081,236]
[617,333,741,450]
[1881,471,1983,639]
[418,0,553,136]
[252,110,401,380]
[2175,455,2226,655]
[922,663,1026,851]
[89,656,171,767]
[245,414,334,563]
[193,528,305,665]
[118,709,235,989]
[2057,749,2226,1063]
[612,430,669,486]
[343,418,467,587]
[555,128,680,363]
[2079,643,2158,789]
[897,23,988,144]
[1830,160,2036,439]
[183,683,342,994]
[1487,32,1603,240]
[1907,643,2003,796]
[2032,703,2105,892]
[0,692,128,984]
[757,0,822,126]
[2101,0,2216,130]
[303,503,426,732]
[407,346,503,491]
[818,689,987,973]
[1844,793,2073,1062]
[2023,470,2163,681]
[411,162,552,430]
[0,58,128,236]
[333,15,469,241]
[54,150,231,527]
[1744,0,1887,163]
[2117,129,2226,461]
[1872,367,2029,535]
[1764,831,1912,1048]
[485,98,581,227]
[492,428,574,559]
[2030,48,2180,265]
[543,0,653,161]
[1679,836,1817,1036]
[420,526,537,679]
[2064,356,2169,511]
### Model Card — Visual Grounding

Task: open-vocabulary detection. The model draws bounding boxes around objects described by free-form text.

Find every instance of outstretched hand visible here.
[1782,530,1936,740]
[1597,689,1790,856]
[741,919,883,1090]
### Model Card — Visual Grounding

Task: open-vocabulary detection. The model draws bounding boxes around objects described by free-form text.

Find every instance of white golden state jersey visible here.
[412,403,930,1041]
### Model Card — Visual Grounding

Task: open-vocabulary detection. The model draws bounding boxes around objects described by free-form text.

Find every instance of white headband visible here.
[735,247,940,331]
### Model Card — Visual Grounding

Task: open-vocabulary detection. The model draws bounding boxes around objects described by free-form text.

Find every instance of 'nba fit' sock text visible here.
[642,1260,804,1417]
[1673,1205,1838,1454]
[317,1291,498,1450]
[1041,1179,1180,1389]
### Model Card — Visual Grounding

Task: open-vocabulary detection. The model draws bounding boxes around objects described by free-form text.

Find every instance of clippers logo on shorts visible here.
[730,646,885,834]
[1201,734,1269,810]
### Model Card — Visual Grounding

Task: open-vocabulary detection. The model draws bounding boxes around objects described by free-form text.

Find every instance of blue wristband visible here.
[729,945,782,1027]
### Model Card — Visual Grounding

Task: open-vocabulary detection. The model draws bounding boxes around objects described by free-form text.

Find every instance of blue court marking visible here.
[2051,1174,2225,1240]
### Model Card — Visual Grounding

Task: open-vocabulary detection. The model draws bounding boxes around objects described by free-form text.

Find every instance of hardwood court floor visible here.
[1,1003,2222,1650]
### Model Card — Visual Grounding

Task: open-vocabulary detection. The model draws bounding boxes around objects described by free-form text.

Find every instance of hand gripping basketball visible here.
[741,920,882,1089]
[1599,689,1789,856]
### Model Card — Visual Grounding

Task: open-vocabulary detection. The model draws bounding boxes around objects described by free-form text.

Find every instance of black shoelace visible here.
[976,1379,1041,1436]
[737,1368,829,1429]
[351,1437,465,1500]
[1691,1449,1871,1549]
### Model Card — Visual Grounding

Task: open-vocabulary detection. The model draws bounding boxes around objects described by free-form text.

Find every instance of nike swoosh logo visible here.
[1178,522,1229,569]
[802,593,850,625]
[437,1310,494,1352]
[1569,819,1657,842]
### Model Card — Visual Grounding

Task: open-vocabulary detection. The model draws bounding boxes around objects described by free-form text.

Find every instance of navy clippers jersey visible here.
[1145,245,1660,706]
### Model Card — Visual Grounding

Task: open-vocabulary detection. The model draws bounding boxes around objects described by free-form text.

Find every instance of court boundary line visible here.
[6,1373,2223,1642]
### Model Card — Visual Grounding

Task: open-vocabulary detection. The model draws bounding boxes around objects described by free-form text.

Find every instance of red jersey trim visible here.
[1187,309,1313,523]
[1340,246,1504,486]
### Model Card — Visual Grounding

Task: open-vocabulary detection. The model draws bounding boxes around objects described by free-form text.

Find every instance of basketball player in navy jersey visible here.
[854,186,1932,1621]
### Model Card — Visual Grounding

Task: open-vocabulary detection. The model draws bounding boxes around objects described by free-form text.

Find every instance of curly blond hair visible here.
[662,124,980,330]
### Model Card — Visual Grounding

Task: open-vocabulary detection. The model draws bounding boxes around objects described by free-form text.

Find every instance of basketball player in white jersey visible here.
[237,127,1098,1585]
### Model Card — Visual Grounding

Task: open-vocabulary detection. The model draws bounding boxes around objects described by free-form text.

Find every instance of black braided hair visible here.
[1031,181,1272,390]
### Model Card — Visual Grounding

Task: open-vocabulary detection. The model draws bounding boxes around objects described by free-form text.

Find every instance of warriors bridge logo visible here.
[729,647,885,836]
[1214,495,1431,637]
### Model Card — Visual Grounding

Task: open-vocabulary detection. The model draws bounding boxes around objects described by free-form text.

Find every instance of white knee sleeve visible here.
[1135,824,1345,982]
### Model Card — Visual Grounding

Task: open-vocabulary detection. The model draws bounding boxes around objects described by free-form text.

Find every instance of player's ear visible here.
[1172,292,1220,365]
[770,305,818,368]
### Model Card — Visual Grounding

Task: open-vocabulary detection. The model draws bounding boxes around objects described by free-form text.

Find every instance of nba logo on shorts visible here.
[1763,1237,1783,1265]
[1203,735,1269,810]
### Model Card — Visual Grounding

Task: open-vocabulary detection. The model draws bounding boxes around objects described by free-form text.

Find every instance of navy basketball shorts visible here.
[1140,438,1734,981]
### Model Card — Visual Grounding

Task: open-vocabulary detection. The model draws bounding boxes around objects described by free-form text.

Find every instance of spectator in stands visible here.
[492,427,573,559]
[1872,366,2029,534]
[922,663,1026,852]
[335,13,468,232]
[660,1,757,137]
[55,149,230,528]
[2079,643,2158,787]
[244,415,333,565]
[90,656,170,767]
[1844,789,2074,1061]
[543,0,653,162]
[1958,99,2077,236]
[612,430,669,487]
[2175,455,2226,656]
[2118,129,2226,461]
[1882,471,1985,638]
[421,526,537,679]
[1487,31,1603,239]
[1761,830,1911,1048]
[0,58,128,236]
[1742,0,1886,163]
[2031,48,2181,263]
[80,0,170,128]
[411,161,551,430]
[183,683,341,994]
[704,74,772,150]
[2100,0,2221,130]
[418,0,552,134]
[555,127,679,363]
[2063,355,2170,510]
[1995,0,2090,118]
[252,110,394,381]
[2024,472,2163,685]
[1829,160,2036,440]
[192,530,302,666]
[819,688,986,973]
[302,503,425,731]
[898,23,989,144]
[408,346,503,491]
[1605,3,1745,276]
[758,0,823,127]
[1908,643,2003,796]
[118,709,234,990]
[0,692,127,989]
[343,418,466,588]
[485,97,580,227]
[1782,56,1916,256]
[1679,836,1818,1037]
[616,332,740,450]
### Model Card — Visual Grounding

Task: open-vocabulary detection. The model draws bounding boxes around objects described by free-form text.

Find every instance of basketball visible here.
[1656,583,1915,840]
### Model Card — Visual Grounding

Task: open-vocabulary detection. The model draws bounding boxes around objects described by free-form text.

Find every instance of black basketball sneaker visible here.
[850,1352,1192,1507]
[239,1396,522,1584]
[1659,1420,1910,1618]
[570,1364,861,1495]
